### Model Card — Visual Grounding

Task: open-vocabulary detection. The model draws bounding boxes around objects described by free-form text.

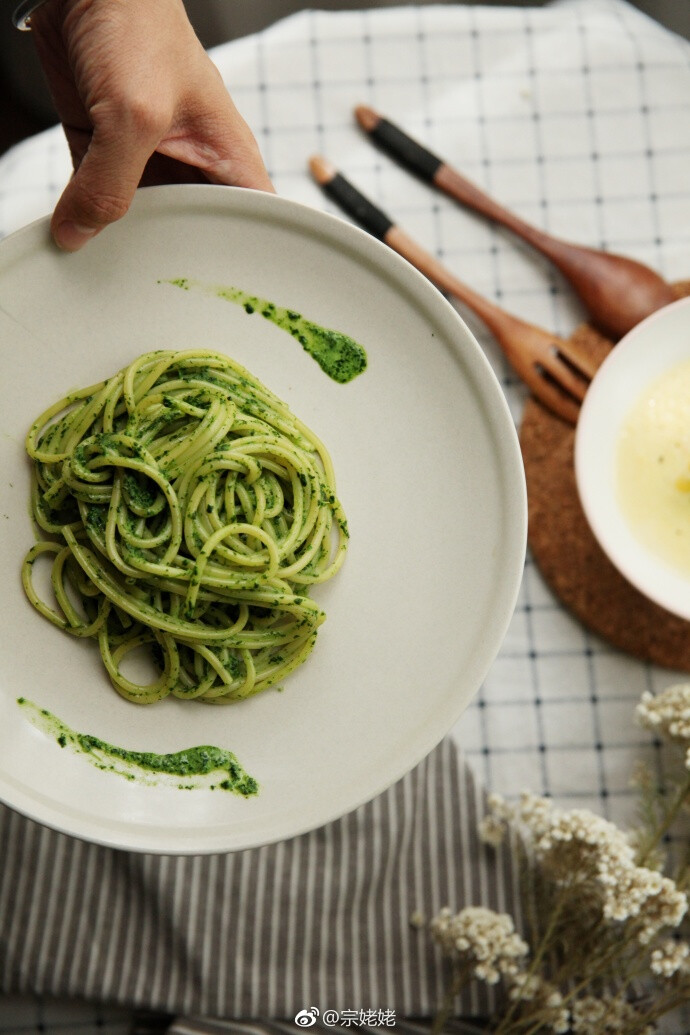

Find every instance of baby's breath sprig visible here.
[428,684,690,1033]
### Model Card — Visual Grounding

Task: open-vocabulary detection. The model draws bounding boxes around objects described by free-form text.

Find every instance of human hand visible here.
[30,0,274,251]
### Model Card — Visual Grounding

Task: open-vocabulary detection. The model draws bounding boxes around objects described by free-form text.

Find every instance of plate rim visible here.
[0,184,527,852]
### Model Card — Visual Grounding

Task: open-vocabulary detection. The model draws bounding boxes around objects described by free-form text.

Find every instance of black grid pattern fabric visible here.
[0,1,689,1033]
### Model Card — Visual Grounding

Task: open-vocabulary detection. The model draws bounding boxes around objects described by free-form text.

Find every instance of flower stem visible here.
[431,965,472,1035]
[634,977,690,1027]
[636,771,690,867]
[494,892,569,1035]
[520,1018,554,1035]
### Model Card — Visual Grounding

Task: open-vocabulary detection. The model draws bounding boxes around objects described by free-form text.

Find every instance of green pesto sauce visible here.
[17,697,258,797]
[164,278,367,384]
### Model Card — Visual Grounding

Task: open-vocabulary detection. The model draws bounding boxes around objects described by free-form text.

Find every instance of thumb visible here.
[51,126,153,251]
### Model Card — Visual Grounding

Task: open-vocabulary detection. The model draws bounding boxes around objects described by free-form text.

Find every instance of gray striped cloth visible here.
[170,1021,489,1034]
[0,737,520,1029]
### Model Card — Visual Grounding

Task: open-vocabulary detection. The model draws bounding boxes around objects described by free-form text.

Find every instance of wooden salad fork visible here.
[309,155,596,425]
[355,105,676,342]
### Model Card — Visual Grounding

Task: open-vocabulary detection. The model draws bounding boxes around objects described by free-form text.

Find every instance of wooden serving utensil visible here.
[355,105,676,342]
[309,155,597,424]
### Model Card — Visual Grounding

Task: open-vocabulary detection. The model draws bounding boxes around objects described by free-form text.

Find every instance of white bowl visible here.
[0,184,526,853]
[575,295,690,620]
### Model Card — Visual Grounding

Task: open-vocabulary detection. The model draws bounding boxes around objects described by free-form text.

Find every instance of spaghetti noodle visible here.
[22,349,348,705]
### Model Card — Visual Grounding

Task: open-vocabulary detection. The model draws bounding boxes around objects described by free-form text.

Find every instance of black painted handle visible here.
[322,173,393,241]
[369,117,442,182]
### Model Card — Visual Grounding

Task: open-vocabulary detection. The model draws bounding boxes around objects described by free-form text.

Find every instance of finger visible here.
[158,76,275,193]
[51,123,156,251]
[204,144,275,193]
[158,120,275,194]
[201,103,274,192]
[29,3,91,130]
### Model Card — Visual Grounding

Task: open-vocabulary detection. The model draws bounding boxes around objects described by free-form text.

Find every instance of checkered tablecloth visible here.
[0,1,689,1032]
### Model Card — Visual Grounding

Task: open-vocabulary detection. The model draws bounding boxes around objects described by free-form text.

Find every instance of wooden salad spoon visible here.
[355,105,676,341]
[309,155,597,425]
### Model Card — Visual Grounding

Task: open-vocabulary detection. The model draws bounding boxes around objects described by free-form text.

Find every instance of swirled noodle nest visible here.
[22,349,349,704]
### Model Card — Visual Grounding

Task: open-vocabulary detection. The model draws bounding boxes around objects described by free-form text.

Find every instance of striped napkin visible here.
[171,1020,486,1034]
[0,738,519,1029]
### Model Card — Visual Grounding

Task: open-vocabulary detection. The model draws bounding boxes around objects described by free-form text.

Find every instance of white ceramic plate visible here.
[0,185,526,853]
[575,295,690,620]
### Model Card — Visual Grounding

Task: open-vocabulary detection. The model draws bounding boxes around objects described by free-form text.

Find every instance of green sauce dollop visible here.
[17,697,258,796]
[165,278,367,384]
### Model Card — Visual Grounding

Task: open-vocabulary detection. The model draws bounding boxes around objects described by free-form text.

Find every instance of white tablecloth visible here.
[0,1,689,1031]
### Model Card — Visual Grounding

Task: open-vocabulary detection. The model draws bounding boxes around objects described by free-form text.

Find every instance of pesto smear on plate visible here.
[164,278,367,384]
[17,698,258,796]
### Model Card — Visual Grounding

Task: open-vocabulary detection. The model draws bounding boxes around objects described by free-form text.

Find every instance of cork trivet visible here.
[520,281,690,671]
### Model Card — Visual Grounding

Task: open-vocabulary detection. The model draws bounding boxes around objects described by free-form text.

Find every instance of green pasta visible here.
[22,349,349,705]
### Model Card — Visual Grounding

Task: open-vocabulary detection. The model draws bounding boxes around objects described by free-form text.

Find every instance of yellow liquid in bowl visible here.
[617,357,690,578]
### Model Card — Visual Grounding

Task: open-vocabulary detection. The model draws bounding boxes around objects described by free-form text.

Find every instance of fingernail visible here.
[54,221,98,252]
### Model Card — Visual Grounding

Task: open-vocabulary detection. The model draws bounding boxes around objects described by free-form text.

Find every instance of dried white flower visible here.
[429,906,528,985]
[507,973,569,1031]
[478,813,507,848]
[606,865,687,943]
[487,792,514,820]
[431,707,690,1035]
[515,793,688,942]
[409,910,426,929]
[548,1005,570,1034]
[650,937,690,977]
[571,993,654,1034]
[508,971,543,1002]
[571,995,606,1030]
[479,793,515,847]
[517,790,553,834]
[637,685,690,758]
